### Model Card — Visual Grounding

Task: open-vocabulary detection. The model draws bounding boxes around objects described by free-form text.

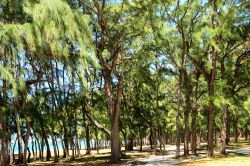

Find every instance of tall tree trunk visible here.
[176,83,181,158]
[63,121,70,159]
[103,56,124,163]
[245,124,248,140]
[82,107,91,155]
[140,134,143,152]
[9,138,17,165]
[32,136,35,161]
[50,131,58,162]
[226,118,230,145]
[94,129,99,154]
[234,118,238,143]
[50,60,58,163]
[42,127,51,161]
[23,120,31,166]
[191,107,197,154]
[110,113,120,163]
[0,47,9,166]
[207,96,215,157]
[184,108,190,155]
[220,104,228,154]
[34,135,41,161]
[60,135,66,158]
[55,136,59,157]
[207,0,218,157]
[176,108,181,158]
[149,128,153,150]
[152,126,157,155]
[85,124,91,154]
[16,111,23,164]
[128,136,134,151]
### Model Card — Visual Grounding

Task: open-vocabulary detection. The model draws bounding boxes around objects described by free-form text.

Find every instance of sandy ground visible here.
[26,141,250,166]
[129,143,250,166]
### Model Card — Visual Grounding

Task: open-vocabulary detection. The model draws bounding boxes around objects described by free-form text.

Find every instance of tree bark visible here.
[176,108,181,158]
[63,121,70,159]
[184,108,190,155]
[42,127,51,161]
[15,111,23,164]
[234,118,238,143]
[50,131,58,162]
[220,104,228,154]
[207,0,218,157]
[0,47,9,166]
[23,120,31,166]
[152,126,157,155]
[191,107,197,154]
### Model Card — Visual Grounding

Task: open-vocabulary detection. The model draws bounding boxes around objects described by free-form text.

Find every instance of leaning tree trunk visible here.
[220,104,228,154]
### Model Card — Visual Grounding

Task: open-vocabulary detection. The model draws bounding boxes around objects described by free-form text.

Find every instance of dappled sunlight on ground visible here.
[27,140,250,166]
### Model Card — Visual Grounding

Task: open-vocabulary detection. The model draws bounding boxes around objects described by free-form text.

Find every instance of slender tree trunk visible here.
[149,128,153,150]
[23,120,31,166]
[63,121,70,159]
[220,104,228,154]
[191,107,197,154]
[27,147,31,163]
[9,138,17,165]
[42,127,51,161]
[140,134,143,152]
[214,127,217,146]
[50,131,58,162]
[41,137,44,161]
[34,135,41,161]
[55,137,59,157]
[0,47,9,166]
[82,107,91,155]
[207,82,215,157]
[85,124,91,154]
[245,124,248,140]
[159,128,162,151]
[184,108,190,155]
[226,119,230,145]
[207,0,218,157]
[95,129,99,154]
[32,136,35,161]
[176,109,181,158]
[16,111,23,163]
[152,126,157,155]
[128,136,134,151]
[176,86,181,158]
[60,136,66,158]
[76,133,80,157]
[50,60,58,163]
[234,118,238,143]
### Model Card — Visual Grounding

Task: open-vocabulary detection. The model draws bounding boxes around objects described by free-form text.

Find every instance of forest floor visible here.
[27,139,250,166]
